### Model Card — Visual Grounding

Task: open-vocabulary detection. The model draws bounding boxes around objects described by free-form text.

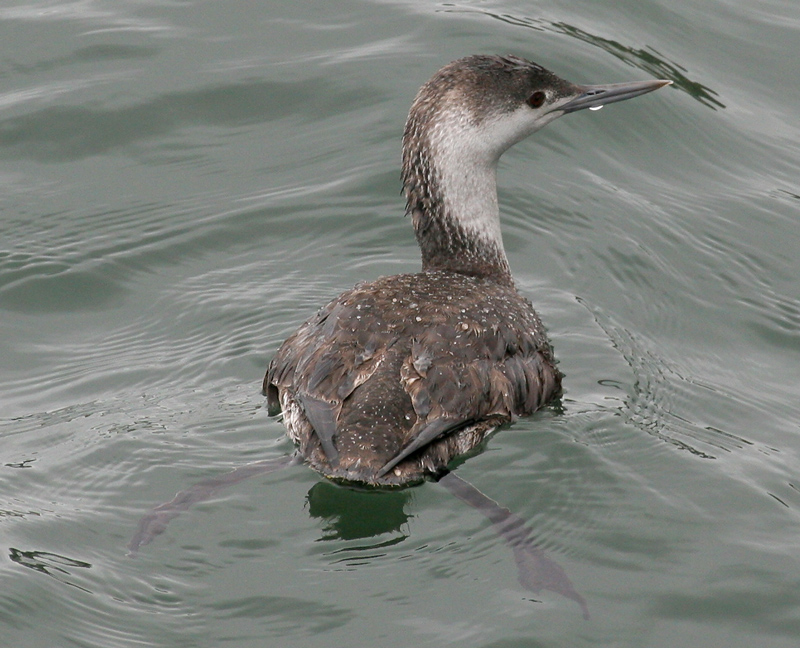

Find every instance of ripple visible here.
[210,595,355,634]
[0,1,179,36]
[0,77,376,162]
[586,305,753,459]
[652,568,800,638]
[0,0,798,644]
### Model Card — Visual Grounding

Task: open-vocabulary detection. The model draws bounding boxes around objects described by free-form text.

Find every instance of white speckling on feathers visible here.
[266,271,560,486]
[265,55,571,486]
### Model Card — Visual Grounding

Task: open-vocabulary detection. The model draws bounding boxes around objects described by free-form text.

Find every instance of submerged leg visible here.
[438,472,589,619]
[127,455,296,555]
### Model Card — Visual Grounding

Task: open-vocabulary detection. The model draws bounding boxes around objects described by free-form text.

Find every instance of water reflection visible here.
[129,461,589,617]
[9,548,92,592]
[306,480,411,541]
[443,8,724,109]
[550,22,723,110]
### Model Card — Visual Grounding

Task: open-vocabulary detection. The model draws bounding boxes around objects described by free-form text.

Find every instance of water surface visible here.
[2,1,800,646]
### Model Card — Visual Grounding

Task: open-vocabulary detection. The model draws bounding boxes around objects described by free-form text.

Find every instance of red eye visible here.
[527,91,546,108]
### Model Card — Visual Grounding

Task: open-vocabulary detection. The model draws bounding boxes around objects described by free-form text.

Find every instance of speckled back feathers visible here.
[266,272,561,485]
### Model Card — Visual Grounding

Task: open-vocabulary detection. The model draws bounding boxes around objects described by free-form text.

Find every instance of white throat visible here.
[427,107,507,257]
[426,104,550,261]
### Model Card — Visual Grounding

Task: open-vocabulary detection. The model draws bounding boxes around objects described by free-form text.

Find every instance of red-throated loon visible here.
[264,55,670,486]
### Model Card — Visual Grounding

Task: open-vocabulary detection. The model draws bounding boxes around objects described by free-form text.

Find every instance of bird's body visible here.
[266,270,559,485]
[264,55,669,486]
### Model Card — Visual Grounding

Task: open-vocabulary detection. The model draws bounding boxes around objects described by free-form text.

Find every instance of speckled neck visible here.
[402,72,514,286]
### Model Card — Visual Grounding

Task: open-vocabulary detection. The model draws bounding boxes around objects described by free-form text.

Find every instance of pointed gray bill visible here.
[559,79,672,114]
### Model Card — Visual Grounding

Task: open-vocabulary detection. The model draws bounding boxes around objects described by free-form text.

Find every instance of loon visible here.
[264,55,670,487]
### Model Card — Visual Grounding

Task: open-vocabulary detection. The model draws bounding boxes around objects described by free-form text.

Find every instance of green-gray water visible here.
[2,1,799,646]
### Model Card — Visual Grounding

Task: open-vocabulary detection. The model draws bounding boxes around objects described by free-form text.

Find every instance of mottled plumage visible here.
[266,271,560,485]
[264,55,670,486]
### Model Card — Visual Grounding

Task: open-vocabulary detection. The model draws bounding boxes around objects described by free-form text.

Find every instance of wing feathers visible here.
[264,274,561,482]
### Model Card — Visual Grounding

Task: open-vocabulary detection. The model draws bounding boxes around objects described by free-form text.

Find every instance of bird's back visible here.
[265,270,561,486]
